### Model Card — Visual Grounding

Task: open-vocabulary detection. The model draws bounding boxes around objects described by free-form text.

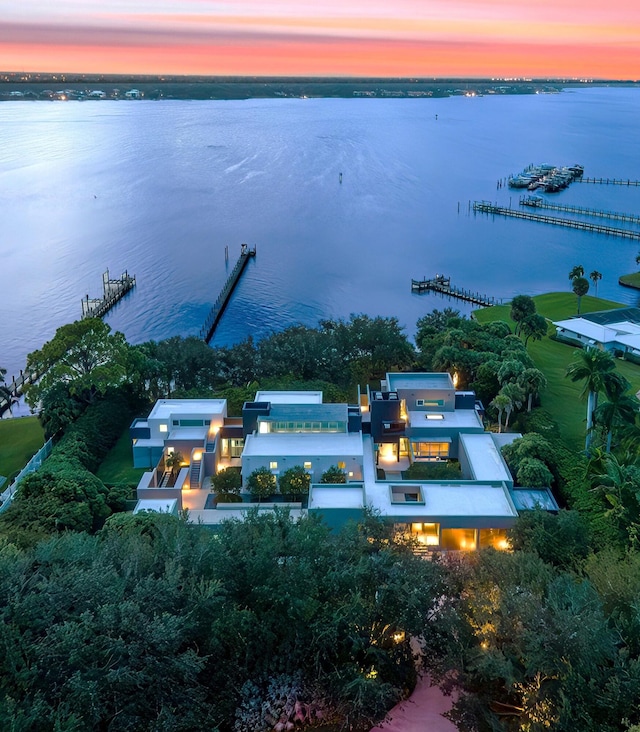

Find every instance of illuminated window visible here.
[259,421,270,434]
[337,461,346,469]
[348,471,354,477]
[159,424,168,433]
[412,441,450,458]
[426,414,444,420]
[409,522,439,546]
[304,461,312,469]
[440,528,477,551]
[269,461,278,470]
[479,529,510,551]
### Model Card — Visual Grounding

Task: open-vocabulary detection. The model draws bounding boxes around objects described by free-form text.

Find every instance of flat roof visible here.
[133,498,178,514]
[167,427,208,442]
[364,480,518,519]
[243,431,364,457]
[387,372,454,391]
[408,409,483,430]
[459,433,513,483]
[255,390,323,404]
[309,484,365,510]
[148,399,226,420]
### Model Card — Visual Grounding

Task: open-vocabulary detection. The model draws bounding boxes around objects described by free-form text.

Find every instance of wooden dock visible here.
[519,196,640,225]
[578,177,640,186]
[473,201,640,240]
[0,369,41,417]
[411,275,496,307]
[200,244,256,344]
[81,270,136,319]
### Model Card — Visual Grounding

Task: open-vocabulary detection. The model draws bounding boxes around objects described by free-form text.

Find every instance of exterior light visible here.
[426,414,444,420]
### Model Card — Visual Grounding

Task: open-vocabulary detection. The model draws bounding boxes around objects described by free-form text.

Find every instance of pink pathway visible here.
[369,674,458,732]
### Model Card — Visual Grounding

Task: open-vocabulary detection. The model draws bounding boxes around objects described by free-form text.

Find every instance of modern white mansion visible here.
[130,372,557,552]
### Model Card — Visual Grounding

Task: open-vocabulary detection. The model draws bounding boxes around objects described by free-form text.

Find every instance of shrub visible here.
[279,466,311,496]
[320,465,347,484]
[246,467,277,498]
[403,461,462,481]
[211,467,242,494]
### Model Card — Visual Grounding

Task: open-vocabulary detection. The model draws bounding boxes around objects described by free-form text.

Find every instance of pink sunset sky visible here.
[1,0,639,78]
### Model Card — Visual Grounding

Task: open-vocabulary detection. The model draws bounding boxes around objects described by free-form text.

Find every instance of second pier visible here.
[473,201,640,240]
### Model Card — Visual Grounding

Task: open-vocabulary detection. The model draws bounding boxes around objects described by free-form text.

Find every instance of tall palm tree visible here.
[566,347,618,451]
[594,373,639,452]
[572,276,589,315]
[569,264,585,281]
[490,393,510,433]
[501,382,525,431]
[590,270,602,297]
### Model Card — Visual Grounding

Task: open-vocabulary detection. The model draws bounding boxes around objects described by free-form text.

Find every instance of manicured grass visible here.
[619,272,640,289]
[474,292,640,449]
[96,429,148,486]
[0,417,45,484]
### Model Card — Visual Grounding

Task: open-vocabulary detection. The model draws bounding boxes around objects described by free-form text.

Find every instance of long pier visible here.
[519,196,640,225]
[200,244,256,344]
[473,201,640,240]
[578,177,640,186]
[411,275,496,307]
[82,270,136,319]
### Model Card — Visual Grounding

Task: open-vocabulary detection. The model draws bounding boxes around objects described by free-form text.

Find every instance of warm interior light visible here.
[193,451,202,461]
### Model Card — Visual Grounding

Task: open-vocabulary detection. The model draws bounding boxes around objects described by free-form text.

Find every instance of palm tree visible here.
[518,367,548,412]
[569,264,585,281]
[589,270,602,297]
[587,450,640,531]
[501,382,525,430]
[594,373,639,452]
[165,450,184,477]
[490,393,510,433]
[566,347,618,451]
[572,276,589,314]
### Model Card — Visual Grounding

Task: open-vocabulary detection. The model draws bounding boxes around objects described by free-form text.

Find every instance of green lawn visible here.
[0,417,45,484]
[619,272,640,288]
[96,429,148,486]
[474,292,640,449]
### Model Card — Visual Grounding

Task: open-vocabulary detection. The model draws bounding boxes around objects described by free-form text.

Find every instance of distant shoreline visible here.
[1,75,639,102]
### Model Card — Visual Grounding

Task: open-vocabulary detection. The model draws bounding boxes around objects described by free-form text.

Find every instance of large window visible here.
[440,528,477,551]
[412,441,450,459]
[269,421,344,433]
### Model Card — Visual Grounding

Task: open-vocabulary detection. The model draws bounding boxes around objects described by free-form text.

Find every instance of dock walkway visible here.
[473,201,640,240]
[578,177,640,186]
[520,196,640,225]
[200,244,256,344]
[82,270,136,319]
[411,275,496,307]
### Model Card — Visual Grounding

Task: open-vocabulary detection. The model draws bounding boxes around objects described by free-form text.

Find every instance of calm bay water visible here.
[1,87,640,381]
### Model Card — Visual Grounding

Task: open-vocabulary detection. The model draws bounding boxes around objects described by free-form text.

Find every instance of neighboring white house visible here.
[553,307,640,358]
[130,374,558,552]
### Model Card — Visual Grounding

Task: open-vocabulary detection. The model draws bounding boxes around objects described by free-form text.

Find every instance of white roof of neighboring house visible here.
[387,372,453,391]
[255,390,323,404]
[614,333,640,352]
[243,431,364,457]
[460,433,514,483]
[148,399,226,420]
[167,427,208,442]
[554,318,619,343]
